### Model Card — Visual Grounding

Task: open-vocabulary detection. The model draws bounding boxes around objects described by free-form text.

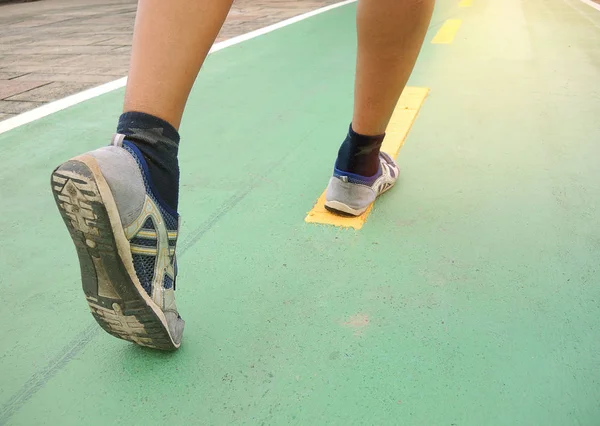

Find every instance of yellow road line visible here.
[305,87,430,230]
[459,0,472,7]
[432,19,462,44]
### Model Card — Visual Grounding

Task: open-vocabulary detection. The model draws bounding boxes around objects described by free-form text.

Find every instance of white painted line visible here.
[0,0,357,135]
[210,0,357,53]
[577,0,600,11]
[0,78,128,135]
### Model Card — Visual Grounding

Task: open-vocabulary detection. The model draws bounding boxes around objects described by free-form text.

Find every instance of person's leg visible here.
[326,0,435,215]
[119,0,234,212]
[125,0,234,129]
[353,0,435,136]
[51,0,234,350]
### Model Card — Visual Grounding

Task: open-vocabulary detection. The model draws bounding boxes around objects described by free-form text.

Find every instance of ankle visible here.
[334,124,384,177]
[117,112,180,211]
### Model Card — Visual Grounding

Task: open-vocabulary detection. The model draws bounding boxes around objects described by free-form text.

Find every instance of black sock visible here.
[334,124,385,177]
[117,111,180,211]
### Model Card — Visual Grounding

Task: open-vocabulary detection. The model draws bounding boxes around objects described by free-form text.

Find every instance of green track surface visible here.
[1,0,600,424]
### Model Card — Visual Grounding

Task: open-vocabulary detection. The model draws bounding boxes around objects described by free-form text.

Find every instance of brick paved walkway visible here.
[0,0,340,120]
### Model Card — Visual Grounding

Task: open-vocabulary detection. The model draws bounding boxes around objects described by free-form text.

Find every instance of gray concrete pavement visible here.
[0,0,340,119]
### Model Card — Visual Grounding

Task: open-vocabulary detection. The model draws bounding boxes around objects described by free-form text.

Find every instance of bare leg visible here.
[123,0,433,133]
[326,0,435,215]
[352,0,435,135]
[124,0,234,129]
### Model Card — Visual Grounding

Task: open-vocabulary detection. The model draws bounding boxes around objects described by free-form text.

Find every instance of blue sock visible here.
[117,112,180,211]
[335,124,385,177]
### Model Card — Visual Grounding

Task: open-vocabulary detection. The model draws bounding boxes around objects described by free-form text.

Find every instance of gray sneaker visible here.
[325,152,400,216]
[50,134,184,350]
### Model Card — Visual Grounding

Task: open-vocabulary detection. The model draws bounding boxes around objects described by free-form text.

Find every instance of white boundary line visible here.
[0,78,128,135]
[0,0,357,135]
[577,0,600,11]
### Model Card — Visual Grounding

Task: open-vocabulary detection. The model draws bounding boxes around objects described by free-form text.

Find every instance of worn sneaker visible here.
[50,134,184,350]
[325,152,399,216]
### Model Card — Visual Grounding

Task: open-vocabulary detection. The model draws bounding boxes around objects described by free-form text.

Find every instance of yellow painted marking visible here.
[305,87,430,230]
[459,0,472,7]
[432,19,462,44]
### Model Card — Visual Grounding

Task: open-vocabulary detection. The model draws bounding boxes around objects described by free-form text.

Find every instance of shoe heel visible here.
[51,160,180,350]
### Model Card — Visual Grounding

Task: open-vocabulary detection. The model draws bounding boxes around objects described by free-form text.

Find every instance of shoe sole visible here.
[50,155,182,351]
[324,200,368,216]
[324,184,396,217]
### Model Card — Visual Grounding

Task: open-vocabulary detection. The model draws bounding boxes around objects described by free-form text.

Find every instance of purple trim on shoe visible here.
[332,166,382,186]
[379,152,394,164]
[332,152,397,185]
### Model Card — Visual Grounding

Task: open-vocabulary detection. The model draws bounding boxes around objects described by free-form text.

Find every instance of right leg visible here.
[121,0,235,212]
[51,0,234,350]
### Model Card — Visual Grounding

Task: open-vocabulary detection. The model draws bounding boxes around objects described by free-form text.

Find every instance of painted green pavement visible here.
[1,0,599,424]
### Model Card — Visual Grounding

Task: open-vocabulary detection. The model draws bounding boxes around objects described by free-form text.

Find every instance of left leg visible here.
[325,0,435,216]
